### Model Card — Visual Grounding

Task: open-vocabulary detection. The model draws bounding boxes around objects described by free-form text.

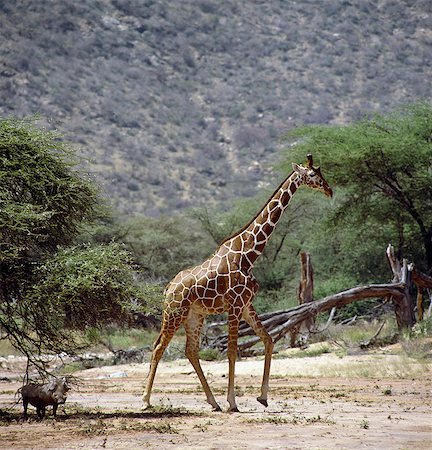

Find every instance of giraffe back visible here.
[164,243,248,316]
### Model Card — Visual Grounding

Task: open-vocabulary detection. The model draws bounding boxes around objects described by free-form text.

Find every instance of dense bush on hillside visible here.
[1,0,430,215]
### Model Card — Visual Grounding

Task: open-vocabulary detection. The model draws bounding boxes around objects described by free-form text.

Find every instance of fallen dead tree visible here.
[206,281,407,353]
[205,245,432,353]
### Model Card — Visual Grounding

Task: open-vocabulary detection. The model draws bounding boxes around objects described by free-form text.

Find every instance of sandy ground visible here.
[0,347,431,450]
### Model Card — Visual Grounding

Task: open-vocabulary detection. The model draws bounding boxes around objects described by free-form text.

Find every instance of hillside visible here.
[1,0,431,216]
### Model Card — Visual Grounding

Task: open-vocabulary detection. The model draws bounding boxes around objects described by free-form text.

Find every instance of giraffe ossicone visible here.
[143,154,333,412]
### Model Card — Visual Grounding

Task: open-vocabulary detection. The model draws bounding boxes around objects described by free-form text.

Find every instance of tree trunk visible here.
[417,289,424,322]
[386,244,416,329]
[291,252,314,346]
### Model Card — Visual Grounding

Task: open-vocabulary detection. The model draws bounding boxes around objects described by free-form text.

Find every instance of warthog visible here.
[19,377,69,419]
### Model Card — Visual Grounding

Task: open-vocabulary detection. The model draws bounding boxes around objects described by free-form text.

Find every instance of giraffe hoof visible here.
[257,397,268,407]
[228,406,240,413]
[141,402,153,411]
[212,405,222,412]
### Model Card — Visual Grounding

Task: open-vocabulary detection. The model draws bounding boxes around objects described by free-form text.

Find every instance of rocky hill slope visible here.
[1,0,430,215]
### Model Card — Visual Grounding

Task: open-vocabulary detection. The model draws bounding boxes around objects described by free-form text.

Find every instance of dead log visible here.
[205,245,429,354]
[298,251,314,304]
[417,289,424,322]
[359,321,399,349]
[412,268,432,289]
[411,269,432,322]
[386,245,416,328]
[290,252,315,346]
[311,307,336,333]
[359,321,386,349]
[207,282,406,353]
[427,290,432,318]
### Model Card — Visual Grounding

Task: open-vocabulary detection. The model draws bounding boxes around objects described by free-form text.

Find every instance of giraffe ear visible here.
[292,162,308,175]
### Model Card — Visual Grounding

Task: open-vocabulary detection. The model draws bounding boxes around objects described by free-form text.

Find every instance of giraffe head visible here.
[292,154,333,197]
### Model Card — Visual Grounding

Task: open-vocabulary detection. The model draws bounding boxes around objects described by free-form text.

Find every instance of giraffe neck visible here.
[223,171,302,271]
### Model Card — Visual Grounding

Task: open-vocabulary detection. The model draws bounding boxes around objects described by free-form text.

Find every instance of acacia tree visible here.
[285,102,432,274]
[0,117,147,367]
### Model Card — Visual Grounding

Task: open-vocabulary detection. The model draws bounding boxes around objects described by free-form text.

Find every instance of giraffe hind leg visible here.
[142,313,185,410]
[242,304,274,407]
[184,311,222,412]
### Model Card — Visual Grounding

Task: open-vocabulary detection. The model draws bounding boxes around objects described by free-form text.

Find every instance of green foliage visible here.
[252,289,298,315]
[408,316,432,338]
[26,243,149,329]
[121,215,212,282]
[284,102,432,274]
[95,327,159,351]
[192,204,249,246]
[80,213,213,284]
[335,299,379,323]
[0,117,151,367]
[0,116,98,263]
[314,274,360,300]
[199,348,222,361]
[1,241,151,360]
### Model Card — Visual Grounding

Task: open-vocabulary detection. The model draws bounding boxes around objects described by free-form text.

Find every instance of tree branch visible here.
[206,282,406,353]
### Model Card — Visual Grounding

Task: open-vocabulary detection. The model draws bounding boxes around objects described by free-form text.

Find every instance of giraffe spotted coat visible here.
[143,156,333,412]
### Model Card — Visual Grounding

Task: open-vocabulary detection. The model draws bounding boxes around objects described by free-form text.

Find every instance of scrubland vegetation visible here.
[0,0,430,215]
[1,4,431,447]
[1,0,431,371]
[1,103,431,368]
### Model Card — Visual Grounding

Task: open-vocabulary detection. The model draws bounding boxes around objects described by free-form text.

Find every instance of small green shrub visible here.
[324,318,398,349]
[199,348,222,361]
[298,344,332,358]
[360,419,369,429]
[314,275,359,300]
[410,317,432,338]
[102,328,159,350]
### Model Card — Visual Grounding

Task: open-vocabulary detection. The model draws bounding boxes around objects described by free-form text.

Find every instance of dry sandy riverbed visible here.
[0,345,431,449]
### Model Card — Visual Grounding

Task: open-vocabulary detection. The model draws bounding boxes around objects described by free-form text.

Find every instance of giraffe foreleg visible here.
[242,304,274,407]
[184,311,222,411]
